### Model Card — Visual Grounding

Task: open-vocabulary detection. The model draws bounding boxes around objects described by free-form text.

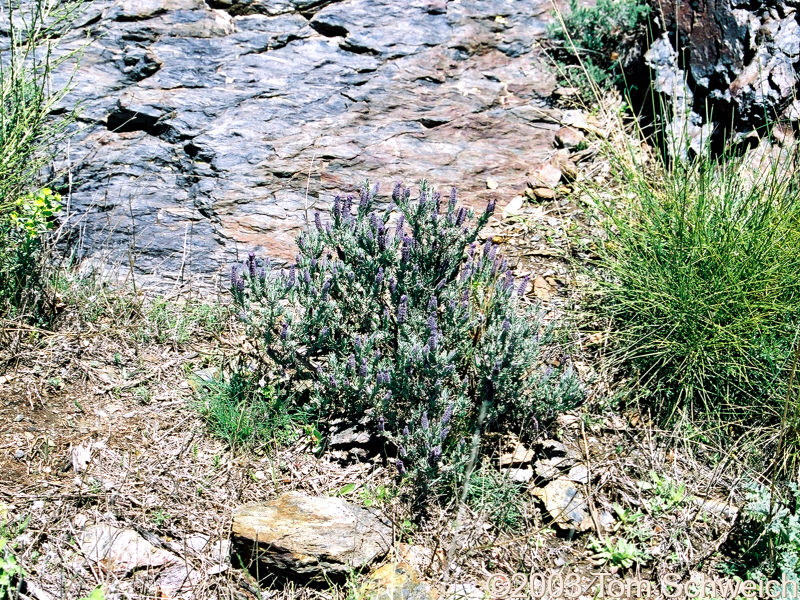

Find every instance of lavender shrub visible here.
[230,181,581,504]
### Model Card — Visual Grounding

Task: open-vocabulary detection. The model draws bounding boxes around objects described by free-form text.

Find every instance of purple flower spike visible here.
[287,265,296,288]
[442,403,453,425]
[303,268,312,285]
[376,267,384,285]
[347,354,356,373]
[396,459,406,476]
[247,251,256,278]
[333,195,341,220]
[395,214,405,236]
[230,264,239,289]
[440,426,450,441]
[486,198,496,215]
[359,358,367,377]
[449,187,457,210]
[517,275,530,296]
[502,318,511,332]
[392,181,403,202]
[429,445,442,467]
[403,425,410,437]
[398,295,408,324]
[421,411,429,431]
[504,270,514,291]
[280,320,289,340]
[456,206,466,226]
[428,296,438,311]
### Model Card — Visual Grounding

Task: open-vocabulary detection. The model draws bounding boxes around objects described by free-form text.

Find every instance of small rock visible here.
[360,562,433,600]
[531,478,592,533]
[502,468,534,484]
[447,582,487,600]
[329,425,372,448]
[527,187,557,200]
[13,449,24,460]
[527,162,562,188]
[13,414,23,423]
[534,458,562,481]
[502,195,524,216]
[533,276,555,301]
[554,126,586,149]
[79,524,177,575]
[539,439,567,458]
[498,444,535,467]
[553,86,579,98]
[486,177,499,190]
[566,464,589,484]
[231,492,391,582]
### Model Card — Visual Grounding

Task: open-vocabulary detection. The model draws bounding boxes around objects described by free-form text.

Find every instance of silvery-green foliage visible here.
[231,181,581,500]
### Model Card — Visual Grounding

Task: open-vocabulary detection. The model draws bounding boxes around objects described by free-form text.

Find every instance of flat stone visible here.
[527,162,562,188]
[498,444,535,467]
[231,491,391,582]
[566,464,589,484]
[503,467,535,483]
[554,126,585,149]
[527,187,557,200]
[79,524,177,575]
[359,562,434,600]
[531,478,592,533]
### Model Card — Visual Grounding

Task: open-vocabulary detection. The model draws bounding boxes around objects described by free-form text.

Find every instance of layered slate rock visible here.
[42,0,562,286]
[231,491,392,581]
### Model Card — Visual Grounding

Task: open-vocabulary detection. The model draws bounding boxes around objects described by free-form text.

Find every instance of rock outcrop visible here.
[647,0,799,153]
[46,0,563,287]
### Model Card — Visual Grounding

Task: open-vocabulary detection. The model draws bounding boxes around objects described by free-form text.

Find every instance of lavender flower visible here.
[455,206,466,226]
[403,425,410,437]
[247,251,256,278]
[449,187,457,211]
[504,270,514,291]
[303,268,312,285]
[396,459,406,476]
[421,411,429,431]
[286,265,296,290]
[395,214,405,236]
[429,445,442,467]
[314,211,322,231]
[485,198,496,215]
[398,295,408,324]
[320,326,329,338]
[378,416,385,432]
[517,275,530,296]
[442,403,453,425]
[347,354,356,373]
[392,181,403,202]
[376,267,384,285]
[333,195,341,220]
[230,264,240,289]
[359,357,367,377]
[280,320,289,340]
[389,277,397,293]
[428,296,438,311]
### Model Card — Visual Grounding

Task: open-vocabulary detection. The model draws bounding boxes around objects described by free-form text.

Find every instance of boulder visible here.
[231,491,391,582]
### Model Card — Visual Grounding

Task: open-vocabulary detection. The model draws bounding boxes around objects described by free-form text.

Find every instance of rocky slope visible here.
[53,0,562,287]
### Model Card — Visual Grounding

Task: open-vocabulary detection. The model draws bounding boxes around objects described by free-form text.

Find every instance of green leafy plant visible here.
[0,0,83,319]
[228,181,581,509]
[648,472,688,515]
[726,482,800,593]
[589,536,649,569]
[547,0,651,103]
[0,538,23,600]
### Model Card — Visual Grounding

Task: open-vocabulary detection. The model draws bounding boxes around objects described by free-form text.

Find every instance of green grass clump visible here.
[195,371,300,450]
[547,0,650,103]
[592,142,800,447]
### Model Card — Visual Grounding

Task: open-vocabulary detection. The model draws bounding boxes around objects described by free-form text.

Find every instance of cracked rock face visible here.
[651,0,800,147]
[51,0,561,287]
